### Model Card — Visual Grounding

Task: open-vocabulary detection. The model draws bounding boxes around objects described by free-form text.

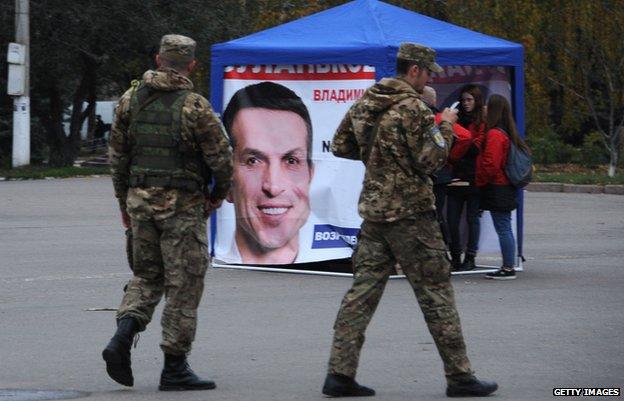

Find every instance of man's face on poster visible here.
[227,107,313,251]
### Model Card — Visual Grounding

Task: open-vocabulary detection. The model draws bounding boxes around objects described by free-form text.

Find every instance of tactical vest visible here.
[127,82,206,193]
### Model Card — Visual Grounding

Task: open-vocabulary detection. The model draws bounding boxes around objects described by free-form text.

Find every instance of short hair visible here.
[159,56,191,72]
[223,82,313,166]
[396,58,425,76]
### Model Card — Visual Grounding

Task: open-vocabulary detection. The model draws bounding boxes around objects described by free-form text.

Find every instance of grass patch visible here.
[534,164,624,185]
[535,172,624,185]
[1,162,622,185]
[0,165,110,180]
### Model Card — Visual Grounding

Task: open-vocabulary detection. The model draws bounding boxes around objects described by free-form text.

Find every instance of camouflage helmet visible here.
[397,42,443,73]
[159,34,196,63]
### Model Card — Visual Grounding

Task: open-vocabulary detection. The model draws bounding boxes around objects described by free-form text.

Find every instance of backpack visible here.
[502,131,533,188]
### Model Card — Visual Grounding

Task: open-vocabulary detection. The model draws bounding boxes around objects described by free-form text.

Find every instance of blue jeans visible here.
[447,188,480,256]
[490,211,516,267]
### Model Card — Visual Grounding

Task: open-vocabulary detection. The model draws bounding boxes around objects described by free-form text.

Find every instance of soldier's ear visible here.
[409,64,421,78]
[155,54,162,67]
[187,59,198,73]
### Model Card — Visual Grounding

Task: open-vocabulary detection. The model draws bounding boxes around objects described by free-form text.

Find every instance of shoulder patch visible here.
[429,125,446,149]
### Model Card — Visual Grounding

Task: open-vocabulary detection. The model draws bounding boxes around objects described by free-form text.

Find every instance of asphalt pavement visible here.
[0,177,622,401]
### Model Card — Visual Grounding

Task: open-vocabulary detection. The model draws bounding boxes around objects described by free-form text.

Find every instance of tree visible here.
[1,2,17,167]
[3,0,622,173]
[540,0,623,176]
[17,0,252,166]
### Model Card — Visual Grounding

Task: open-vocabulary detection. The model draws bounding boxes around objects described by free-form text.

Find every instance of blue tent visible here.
[210,0,527,263]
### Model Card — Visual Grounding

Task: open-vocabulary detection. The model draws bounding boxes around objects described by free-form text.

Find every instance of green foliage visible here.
[580,132,609,166]
[0,94,10,168]
[528,129,580,164]
[535,172,624,185]
[1,0,621,173]
[0,130,10,169]
[0,165,110,180]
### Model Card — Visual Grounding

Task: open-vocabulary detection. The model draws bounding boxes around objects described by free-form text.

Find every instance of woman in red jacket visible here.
[476,94,530,280]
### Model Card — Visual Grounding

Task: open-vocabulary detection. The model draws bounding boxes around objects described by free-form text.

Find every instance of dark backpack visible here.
[502,131,533,188]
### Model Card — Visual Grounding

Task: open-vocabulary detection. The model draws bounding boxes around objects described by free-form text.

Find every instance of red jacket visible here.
[434,114,473,162]
[450,122,485,164]
[476,127,511,187]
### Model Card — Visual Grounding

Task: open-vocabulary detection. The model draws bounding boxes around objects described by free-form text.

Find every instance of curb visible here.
[605,185,624,195]
[2,175,623,195]
[527,182,624,195]
[562,184,604,194]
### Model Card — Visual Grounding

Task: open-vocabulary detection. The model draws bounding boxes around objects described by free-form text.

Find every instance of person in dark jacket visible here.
[423,86,472,247]
[476,94,530,280]
[446,84,486,271]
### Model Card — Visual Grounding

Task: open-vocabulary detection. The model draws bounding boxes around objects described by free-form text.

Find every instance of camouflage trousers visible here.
[328,212,473,383]
[117,204,208,355]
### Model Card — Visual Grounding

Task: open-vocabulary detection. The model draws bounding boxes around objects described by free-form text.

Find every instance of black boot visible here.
[446,377,498,397]
[159,353,216,391]
[451,252,462,271]
[102,317,140,387]
[459,253,476,271]
[322,373,375,397]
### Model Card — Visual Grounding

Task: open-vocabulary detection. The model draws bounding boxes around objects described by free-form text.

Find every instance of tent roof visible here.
[212,0,523,66]
[209,0,527,256]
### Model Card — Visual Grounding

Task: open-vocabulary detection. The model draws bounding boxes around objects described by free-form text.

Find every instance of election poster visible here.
[212,64,517,271]
[213,65,376,268]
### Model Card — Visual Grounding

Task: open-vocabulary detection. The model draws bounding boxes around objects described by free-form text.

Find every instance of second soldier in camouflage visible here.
[322,43,498,398]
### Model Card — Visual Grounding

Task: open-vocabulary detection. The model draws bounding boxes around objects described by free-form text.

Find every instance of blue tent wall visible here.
[210,0,527,261]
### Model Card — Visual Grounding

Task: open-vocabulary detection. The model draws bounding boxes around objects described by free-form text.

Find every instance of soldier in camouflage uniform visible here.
[322,43,497,398]
[102,34,233,392]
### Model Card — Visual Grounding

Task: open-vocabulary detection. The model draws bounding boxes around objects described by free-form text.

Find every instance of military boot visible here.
[102,317,140,386]
[446,377,498,397]
[322,373,375,397]
[460,253,477,271]
[159,353,216,391]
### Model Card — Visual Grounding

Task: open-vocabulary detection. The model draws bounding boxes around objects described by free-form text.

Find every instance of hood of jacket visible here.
[141,67,194,91]
[349,77,419,138]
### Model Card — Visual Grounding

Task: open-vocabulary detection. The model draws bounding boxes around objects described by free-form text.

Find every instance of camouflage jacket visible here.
[332,77,453,222]
[109,68,233,220]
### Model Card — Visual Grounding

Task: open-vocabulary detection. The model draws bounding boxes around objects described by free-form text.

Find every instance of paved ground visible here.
[0,177,623,401]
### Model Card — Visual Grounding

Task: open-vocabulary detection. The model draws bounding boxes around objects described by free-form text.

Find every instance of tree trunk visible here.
[86,109,95,144]
[85,64,98,145]
[608,127,622,177]
[36,83,75,167]
[32,53,99,167]
[69,52,98,155]
[48,140,75,167]
[608,146,618,178]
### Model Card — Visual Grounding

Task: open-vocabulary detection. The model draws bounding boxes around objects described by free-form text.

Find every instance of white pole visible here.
[12,0,30,168]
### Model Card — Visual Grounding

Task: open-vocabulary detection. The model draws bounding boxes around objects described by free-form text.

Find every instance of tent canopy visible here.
[210,0,527,258]
[211,0,524,127]
[211,0,524,97]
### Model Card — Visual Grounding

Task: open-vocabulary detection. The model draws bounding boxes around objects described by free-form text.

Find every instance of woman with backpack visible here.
[446,84,486,271]
[476,94,530,280]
